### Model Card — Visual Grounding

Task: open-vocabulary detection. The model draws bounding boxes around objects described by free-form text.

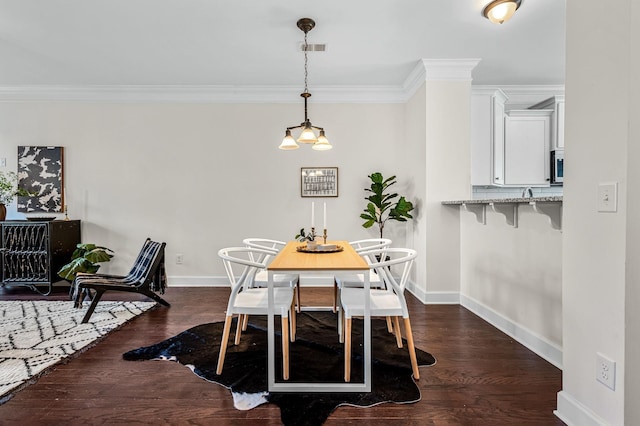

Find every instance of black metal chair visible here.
[71,238,170,323]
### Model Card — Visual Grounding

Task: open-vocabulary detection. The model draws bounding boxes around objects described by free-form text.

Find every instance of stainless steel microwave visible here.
[551,150,564,184]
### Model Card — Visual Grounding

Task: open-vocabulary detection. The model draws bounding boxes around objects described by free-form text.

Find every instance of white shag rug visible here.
[0,299,156,403]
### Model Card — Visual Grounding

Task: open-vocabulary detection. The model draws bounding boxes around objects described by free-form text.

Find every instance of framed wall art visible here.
[301,167,338,198]
[17,146,64,213]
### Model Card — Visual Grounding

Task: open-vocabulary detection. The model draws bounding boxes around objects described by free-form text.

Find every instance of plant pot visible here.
[307,240,318,250]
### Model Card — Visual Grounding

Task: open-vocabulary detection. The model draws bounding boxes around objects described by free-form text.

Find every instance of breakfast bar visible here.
[442,196,563,230]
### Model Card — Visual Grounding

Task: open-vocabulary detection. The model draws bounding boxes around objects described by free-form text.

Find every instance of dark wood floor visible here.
[0,284,564,425]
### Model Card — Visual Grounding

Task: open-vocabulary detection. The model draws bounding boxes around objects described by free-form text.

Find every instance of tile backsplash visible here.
[472,185,563,200]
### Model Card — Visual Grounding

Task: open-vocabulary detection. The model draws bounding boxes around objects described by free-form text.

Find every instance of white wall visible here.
[557,0,637,424]
[404,84,427,298]
[0,101,407,281]
[460,206,563,366]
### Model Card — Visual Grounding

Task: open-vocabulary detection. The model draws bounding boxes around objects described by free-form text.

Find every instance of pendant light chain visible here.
[302,30,310,121]
[303,30,309,94]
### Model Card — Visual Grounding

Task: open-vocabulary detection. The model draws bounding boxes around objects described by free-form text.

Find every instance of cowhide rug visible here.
[123,311,436,425]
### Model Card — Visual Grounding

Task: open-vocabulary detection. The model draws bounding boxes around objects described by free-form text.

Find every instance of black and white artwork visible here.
[301,167,338,197]
[17,146,64,213]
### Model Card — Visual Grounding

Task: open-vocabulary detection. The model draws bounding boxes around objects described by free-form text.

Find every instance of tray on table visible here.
[296,244,344,253]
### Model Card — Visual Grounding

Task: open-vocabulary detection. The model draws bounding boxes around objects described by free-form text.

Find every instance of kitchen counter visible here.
[442,196,563,229]
[441,196,563,205]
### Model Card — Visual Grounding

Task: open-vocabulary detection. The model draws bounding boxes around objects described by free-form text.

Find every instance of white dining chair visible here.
[333,238,392,311]
[339,247,419,382]
[243,238,301,313]
[216,246,296,380]
[334,238,393,337]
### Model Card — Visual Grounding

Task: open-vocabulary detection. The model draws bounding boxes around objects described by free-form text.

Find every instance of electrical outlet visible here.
[596,353,616,390]
[176,253,184,264]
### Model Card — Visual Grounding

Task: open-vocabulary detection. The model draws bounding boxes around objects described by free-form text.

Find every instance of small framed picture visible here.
[301,167,338,197]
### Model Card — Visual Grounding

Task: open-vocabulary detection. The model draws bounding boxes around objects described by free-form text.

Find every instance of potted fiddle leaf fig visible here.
[361,172,414,239]
[58,243,114,281]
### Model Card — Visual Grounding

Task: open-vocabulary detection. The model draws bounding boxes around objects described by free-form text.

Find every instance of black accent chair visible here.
[71,238,170,323]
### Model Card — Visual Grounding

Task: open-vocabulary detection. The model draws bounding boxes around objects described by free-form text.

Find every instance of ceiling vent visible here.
[300,43,327,52]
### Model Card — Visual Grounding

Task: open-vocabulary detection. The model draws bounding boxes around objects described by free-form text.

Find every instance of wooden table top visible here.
[268,240,369,271]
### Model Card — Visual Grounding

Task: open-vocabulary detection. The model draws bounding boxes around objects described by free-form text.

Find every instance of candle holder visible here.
[64,205,69,221]
[323,228,327,244]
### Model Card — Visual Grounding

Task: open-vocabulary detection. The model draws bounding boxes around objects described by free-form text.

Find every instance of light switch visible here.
[598,182,618,213]
[0,158,6,167]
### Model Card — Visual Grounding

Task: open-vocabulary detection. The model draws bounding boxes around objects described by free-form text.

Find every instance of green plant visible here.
[0,171,31,205]
[295,228,316,242]
[58,243,114,281]
[360,172,414,238]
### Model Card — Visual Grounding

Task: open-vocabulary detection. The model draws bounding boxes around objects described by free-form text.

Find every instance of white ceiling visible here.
[0,0,565,89]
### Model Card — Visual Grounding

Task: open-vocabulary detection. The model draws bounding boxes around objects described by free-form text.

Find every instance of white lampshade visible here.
[312,130,332,151]
[483,0,519,24]
[297,125,318,144]
[279,130,299,150]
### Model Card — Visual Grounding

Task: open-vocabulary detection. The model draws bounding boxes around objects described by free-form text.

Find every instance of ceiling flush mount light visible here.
[279,18,332,151]
[483,0,522,24]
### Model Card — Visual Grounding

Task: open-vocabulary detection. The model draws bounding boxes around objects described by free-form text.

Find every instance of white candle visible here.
[311,202,315,228]
[323,202,327,229]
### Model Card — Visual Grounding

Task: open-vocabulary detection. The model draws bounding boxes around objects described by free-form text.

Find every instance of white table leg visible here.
[363,267,371,392]
[267,270,276,391]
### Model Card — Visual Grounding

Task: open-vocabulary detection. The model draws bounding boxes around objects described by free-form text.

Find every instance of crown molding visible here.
[0,84,408,104]
[422,58,482,81]
[473,84,565,97]
[496,84,566,96]
[473,84,565,109]
[401,62,427,100]
[0,74,562,105]
[302,86,407,103]
[403,58,482,100]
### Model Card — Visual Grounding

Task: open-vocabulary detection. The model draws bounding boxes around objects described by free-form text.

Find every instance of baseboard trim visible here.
[167,276,228,287]
[406,282,427,302]
[555,391,607,426]
[424,291,460,304]
[406,282,460,304]
[460,294,563,369]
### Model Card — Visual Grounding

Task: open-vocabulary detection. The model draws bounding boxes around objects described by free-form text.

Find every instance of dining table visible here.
[266,240,372,392]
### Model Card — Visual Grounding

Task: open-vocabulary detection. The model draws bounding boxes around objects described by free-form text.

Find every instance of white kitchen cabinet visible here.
[529,95,565,150]
[501,110,552,186]
[470,88,507,185]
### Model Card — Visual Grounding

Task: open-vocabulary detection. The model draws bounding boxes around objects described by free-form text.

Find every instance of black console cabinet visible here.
[0,220,81,295]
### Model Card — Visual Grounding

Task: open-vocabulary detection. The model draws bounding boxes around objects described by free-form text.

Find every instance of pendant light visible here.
[279,18,332,151]
[483,0,522,24]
